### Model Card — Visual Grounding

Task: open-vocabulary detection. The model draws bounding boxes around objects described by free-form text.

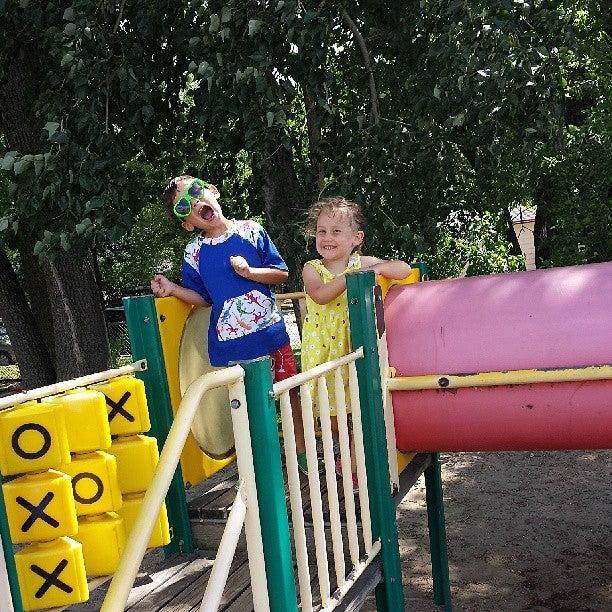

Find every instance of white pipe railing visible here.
[272,347,382,610]
[0,360,147,411]
[101,366,253,612]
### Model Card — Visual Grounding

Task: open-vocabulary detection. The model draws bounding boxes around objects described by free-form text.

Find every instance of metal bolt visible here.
[159,314,166,322]
[438,376,450,388]
[230,399,241,409]
[143,316,150,324]
[350,297,359,304]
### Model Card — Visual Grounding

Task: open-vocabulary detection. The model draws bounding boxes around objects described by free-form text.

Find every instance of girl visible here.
[301,196,411,488]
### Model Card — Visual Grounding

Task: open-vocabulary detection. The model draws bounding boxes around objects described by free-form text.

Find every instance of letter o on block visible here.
[60,451,122,516]
[0,403,70,477]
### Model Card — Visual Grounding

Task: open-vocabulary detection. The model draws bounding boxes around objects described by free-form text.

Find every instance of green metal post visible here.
[0,484,23,612]
[123,295,193,556]
[346,271,404,611]
[412,260,429,281]
[241,357,298,612]
[425,453,452,610]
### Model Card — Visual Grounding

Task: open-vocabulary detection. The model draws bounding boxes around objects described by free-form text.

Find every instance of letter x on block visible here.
[106,391,134,423]
[31,559,72,599]
[17,492,59,533]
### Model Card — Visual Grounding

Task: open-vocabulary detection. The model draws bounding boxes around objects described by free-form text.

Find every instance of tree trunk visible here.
[502,207,523,257]
[0,248,56,388]
[43,248,111,381]
[259,145,311,292]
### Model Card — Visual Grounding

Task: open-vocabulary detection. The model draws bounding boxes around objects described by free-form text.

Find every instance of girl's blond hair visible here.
[304,196,366,238]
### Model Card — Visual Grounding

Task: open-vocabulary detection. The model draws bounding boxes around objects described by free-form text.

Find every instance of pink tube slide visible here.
[385,262,612,451]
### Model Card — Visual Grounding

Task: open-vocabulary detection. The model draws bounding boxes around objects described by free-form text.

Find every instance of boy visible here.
[151,176,308,468]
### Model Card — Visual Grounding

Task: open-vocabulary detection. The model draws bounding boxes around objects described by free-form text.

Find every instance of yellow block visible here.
[74,512,126,577]
[89,375,150,436]
[59,451,122,516]
[118,493,170,549]
[107,435,159,495]
[42,390,111,453]
[3,470,77,544]
[15,536,89,611]
[155,297,235,487]
[0,402,70,477]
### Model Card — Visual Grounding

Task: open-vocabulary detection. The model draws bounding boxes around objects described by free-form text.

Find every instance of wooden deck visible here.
[67,454,431,611]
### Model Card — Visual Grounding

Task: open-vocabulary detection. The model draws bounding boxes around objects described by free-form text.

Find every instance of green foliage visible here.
[1,0,609,296]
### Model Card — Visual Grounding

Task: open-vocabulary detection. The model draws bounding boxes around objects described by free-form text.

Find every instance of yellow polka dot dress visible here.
[301,253,361,415]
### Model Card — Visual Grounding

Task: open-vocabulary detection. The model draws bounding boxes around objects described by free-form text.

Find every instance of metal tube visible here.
[334,368,360,566]
[227,378,270,611]
[387,364,612,392]
[317,377,346,589]
[278,391,312,611]
[348,362,372,554]
[273,348,364,396]
[0,360,147,411]
[199,484,247,611]
[100,366,244,612]
[300,383,330,605]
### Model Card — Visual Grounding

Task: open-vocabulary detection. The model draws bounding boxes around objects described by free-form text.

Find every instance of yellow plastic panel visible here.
[42,390,111,453]
[107,435,159,495]
[155,297,234,487]
[15,536,89,610]
[74,512,126,577]
[89,375,150,436]
[397,451,417,475]
[117,493,170,549]
[59,451,122,516]
[3,470,77,544]
[378,267,421,300]
[0,402,70,477]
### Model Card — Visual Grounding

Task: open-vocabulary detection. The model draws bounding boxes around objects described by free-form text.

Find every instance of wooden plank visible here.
[160,553,250,611]
[188,479,238,519]
[64,552,199,611]
[128,555,215,610]
[334,558,382,611]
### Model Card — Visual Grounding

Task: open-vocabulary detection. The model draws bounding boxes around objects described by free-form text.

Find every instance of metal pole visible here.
[346,271,404,611]
[123,295,193,557]
[425,453,452,610]
[242,358,298,612]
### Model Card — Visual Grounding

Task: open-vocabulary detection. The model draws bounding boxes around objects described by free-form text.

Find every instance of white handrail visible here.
[199,483,247,611]
[0,360,147,411]
[101,365,244,612]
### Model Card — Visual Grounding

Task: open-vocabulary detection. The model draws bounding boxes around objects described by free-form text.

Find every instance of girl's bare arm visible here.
[360,256,412,279]
[302,263,348,305]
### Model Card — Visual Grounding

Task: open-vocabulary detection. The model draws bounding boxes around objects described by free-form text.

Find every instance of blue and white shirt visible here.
[182,220,290,366]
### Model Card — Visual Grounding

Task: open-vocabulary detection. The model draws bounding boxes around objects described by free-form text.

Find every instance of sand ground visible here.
[371,449,612,611]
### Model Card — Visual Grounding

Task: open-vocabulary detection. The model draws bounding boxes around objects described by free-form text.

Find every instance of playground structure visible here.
[0,261,609,610]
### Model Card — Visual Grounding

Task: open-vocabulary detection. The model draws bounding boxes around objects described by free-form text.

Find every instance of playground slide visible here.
[385,262,612,452]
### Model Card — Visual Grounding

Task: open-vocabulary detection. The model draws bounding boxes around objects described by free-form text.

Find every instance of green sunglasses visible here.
[173,179,209,218]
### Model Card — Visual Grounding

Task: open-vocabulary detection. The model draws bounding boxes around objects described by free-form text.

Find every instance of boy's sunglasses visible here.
[173,179,209,218]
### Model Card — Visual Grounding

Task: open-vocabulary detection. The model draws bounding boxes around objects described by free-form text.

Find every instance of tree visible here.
[0,2,190,385]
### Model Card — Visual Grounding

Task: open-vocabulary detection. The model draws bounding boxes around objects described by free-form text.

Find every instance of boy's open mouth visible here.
[199,204,215,221]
